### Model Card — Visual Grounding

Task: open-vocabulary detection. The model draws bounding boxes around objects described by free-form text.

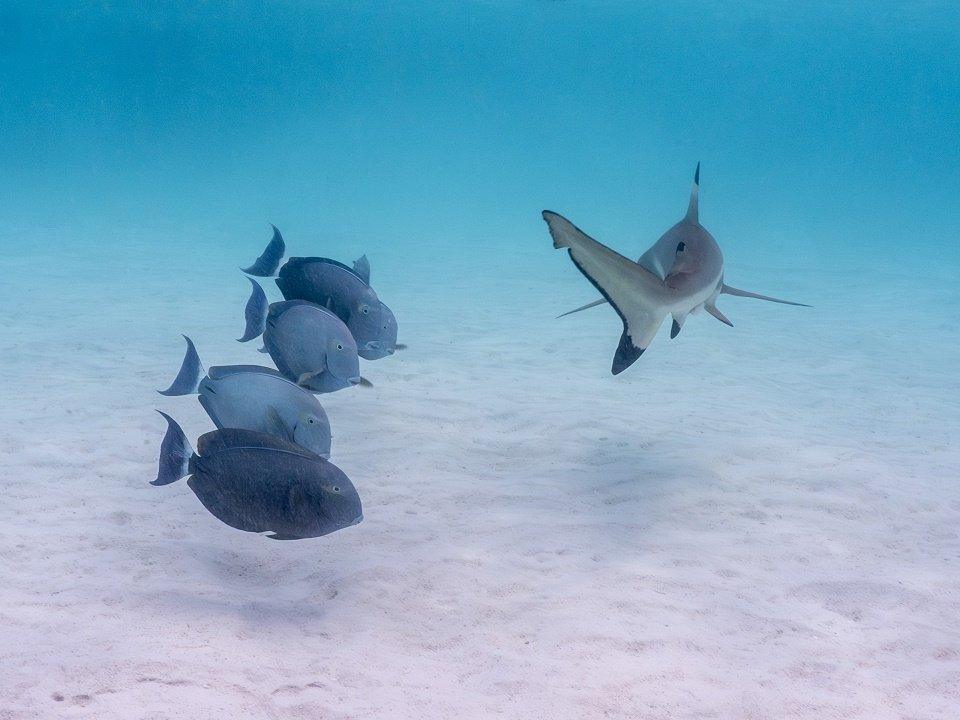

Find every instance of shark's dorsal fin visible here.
[685,162,700,223]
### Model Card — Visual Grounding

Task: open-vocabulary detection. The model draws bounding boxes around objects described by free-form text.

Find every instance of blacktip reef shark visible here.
[542,164,809,375]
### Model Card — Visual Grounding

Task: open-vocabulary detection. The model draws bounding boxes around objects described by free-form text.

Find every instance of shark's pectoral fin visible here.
[543,211,669,374]
[721,284,810,307]
[557,297,608,319]
[705,303,733,327]
[670,312,687,339]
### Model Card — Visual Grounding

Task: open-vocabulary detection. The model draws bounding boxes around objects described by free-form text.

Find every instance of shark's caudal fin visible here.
[543,211,669,375]
[241,225,286,277]
[685,162,700,223]
[153,411,193,486]
[159,335,205,396]
[238,277,269,342]
[721,284,810,307]
[556,297,608,319]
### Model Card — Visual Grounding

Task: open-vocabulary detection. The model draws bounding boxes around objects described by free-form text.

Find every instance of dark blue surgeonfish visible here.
[276,257,400,360]
[153,412,362,540]
[159,335,333,458]
[238,279,366,394]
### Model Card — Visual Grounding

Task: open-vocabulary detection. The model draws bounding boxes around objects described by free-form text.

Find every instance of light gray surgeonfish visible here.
[238,279,367,393]
[159,335,333,458]
[543,164,808,375]
[153,412,362,540]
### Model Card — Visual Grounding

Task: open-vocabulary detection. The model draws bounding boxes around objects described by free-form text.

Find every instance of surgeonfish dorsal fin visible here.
[158,335,205,396]
[353,254,371,285]
[685,162,700,223]
[241,224,286,277]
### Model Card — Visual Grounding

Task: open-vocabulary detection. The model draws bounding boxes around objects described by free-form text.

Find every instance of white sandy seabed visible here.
[1,220,958,720]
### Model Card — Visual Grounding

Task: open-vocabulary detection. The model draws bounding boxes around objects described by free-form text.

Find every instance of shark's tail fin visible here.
[721,284,810,307]
[684,162,700,223]
[158,335,205,396]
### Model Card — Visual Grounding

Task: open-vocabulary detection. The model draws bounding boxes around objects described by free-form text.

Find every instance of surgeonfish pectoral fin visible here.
[240,224,286,277]
[238,277,268,342]
[297,371,320,387]
[358,377,374,388]
[265,406,294,441]
[720,284,811,307]
[705,303,733,327]
[257,345,269,354]
[266,533,301,540]
[556,297,608,319]
[353,254,371,285]
[684,162,700,223]
[393,343,408,351]
[542,210,670,374]
[153,411,193,486]
[159,335,205,396]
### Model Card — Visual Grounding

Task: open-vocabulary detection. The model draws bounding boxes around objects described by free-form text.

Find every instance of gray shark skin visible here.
[545,164,808,374]
[276,257,399,360]
[153,413,362,540]
[159,336,333,458]
[237,279,363,394]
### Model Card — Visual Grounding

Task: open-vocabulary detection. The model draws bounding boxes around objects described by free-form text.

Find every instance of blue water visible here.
[2,3,959,717]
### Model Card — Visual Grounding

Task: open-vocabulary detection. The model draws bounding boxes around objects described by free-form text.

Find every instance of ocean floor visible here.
[2,220,958,719]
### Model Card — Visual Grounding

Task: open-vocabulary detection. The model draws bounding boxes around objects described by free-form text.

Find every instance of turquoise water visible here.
[2,3,959,718]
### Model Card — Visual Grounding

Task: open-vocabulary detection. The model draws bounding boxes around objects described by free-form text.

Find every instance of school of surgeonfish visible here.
[154,226,402,540]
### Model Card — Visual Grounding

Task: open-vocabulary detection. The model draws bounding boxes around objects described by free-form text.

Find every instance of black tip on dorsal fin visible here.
[694,161,700,186]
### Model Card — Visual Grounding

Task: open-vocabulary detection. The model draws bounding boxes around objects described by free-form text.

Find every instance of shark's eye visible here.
[676,242,686,253]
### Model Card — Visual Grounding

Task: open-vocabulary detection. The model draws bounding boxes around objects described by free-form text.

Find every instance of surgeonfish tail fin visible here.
[721,284,811,307]
[240,224,286,277]
[556,297,608,319]
[353,254,371,285]
[158,335,205,396]
[153,411,193,486]
[685,162,700,223]
[238,277,268,342]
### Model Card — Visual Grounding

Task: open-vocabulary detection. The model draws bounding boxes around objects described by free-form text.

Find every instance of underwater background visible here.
[2,2,958,718]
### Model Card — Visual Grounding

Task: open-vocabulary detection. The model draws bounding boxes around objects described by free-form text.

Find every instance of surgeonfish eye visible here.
[361,305,370,315]
[336,343,343,351]
[308,418,315,424]
[676,242,686,253]
[333,486,341,493]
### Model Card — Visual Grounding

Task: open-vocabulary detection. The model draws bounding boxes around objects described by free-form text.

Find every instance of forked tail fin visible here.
[153,411,193,486]
[158,335,204,396]
[238,277,269,342]
[241,224,286,277]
